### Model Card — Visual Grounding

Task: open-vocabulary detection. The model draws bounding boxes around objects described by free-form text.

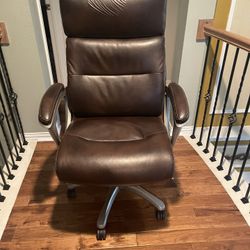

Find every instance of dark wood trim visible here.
[204,25,250,52]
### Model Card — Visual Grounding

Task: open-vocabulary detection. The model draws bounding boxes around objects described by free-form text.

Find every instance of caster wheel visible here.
[67,188,76,199]
[155,210,166,220]
[96,229,106,240]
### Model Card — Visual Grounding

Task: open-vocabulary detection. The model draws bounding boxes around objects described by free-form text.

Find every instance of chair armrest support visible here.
[38,83,67,145]
[165,82,189,145]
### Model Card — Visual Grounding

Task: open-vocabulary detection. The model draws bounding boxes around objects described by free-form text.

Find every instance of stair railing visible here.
[0,26,28,202]
[191,25,250,203]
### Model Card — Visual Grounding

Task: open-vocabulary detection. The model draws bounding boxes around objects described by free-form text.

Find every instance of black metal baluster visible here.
[0,64,25,153]
[241,184,250,204]
[204,43,229,153]
[0,192,5,202]
[0,48,13,93]
[217,53,250,172]
[232,142,250,191]
[0,92,22,161]
[0,165,10,190]
[0,113,19,170]
[197,40,220,146]
[10,92,28,146]
[210,48,240,162]
[225,95,250,179]
[0,47,28,146]
[191,37,211,139]
[0,140,14,180]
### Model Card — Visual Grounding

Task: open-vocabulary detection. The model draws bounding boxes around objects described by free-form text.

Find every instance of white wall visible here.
[177,0,217,125]
[229,0,250,111]
[166,0,189,82]
[0,0,52,133]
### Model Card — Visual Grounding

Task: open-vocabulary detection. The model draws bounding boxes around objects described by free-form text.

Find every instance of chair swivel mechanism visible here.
[38,0,189,240]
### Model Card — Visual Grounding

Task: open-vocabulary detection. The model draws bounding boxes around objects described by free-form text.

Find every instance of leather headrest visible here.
[60,0,167,38]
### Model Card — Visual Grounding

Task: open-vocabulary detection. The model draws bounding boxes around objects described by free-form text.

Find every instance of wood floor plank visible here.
[1,138,250,249]
[192,240,250,250]
[136,227,250,247]
[0,234,137,250]
[101,243,193,250]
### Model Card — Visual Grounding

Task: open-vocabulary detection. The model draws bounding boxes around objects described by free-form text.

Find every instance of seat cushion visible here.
[56,117,174,186]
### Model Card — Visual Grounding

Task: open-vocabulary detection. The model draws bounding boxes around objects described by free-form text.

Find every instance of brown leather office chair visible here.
[39,0,189,240]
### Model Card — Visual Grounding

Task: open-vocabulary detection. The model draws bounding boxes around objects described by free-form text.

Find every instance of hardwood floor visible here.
[1,137,250,249]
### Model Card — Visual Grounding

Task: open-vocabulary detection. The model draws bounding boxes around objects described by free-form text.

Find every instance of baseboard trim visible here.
[25,132,53,142]
[180,126,193,136]
[0,141,37,239]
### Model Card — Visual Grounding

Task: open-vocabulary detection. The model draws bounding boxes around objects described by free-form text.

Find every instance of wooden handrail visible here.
[0,23,9,46]
[204,25,250,52]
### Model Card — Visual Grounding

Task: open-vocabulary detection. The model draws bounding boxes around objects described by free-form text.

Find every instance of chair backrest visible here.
[60,0,167,117]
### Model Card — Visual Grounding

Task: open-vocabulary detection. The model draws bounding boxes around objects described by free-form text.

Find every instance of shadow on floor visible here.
[32,148,182,235]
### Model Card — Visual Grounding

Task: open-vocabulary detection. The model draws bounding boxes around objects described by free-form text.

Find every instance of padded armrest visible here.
[165,82,189,125]
[38,83,65,126]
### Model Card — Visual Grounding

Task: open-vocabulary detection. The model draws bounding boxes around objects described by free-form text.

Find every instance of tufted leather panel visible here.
[60,0,166,38]
[66,37,165,75]
[67,73,164,117]
[56,117,174,186]
[66,33,165,117]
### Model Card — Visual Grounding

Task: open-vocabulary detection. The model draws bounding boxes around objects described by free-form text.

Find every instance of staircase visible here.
[188,25,250,225]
